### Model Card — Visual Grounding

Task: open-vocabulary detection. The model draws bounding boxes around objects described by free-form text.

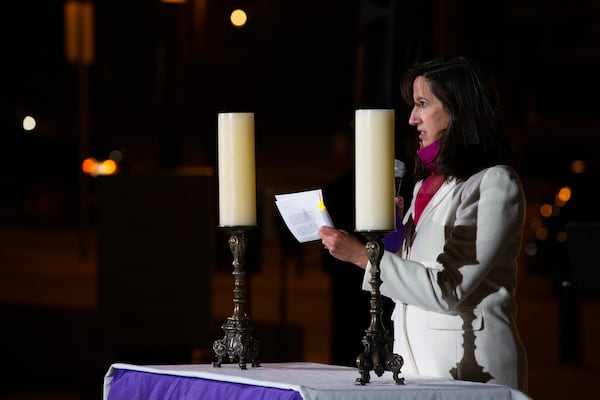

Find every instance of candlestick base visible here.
[212,227,260,369]
[355,231,404,385]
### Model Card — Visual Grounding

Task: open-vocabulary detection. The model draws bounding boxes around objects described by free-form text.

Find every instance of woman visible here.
[318,56,528,392]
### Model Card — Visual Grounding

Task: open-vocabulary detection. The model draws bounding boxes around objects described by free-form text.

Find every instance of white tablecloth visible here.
[103,361,532,400]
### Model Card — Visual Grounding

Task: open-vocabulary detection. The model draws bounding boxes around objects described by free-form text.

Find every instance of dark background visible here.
[0,1,599,399]
[1,0,599,185]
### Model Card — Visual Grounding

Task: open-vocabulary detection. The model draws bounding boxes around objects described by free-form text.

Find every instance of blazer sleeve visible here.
[362,166,525,312]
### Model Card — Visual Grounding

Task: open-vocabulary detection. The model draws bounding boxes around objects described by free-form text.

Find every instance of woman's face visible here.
[408,76,449,149]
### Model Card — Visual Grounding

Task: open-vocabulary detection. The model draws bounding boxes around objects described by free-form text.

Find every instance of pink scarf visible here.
[414,141,444,225]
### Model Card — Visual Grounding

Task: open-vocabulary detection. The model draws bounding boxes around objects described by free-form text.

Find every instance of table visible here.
[103,362,532,400]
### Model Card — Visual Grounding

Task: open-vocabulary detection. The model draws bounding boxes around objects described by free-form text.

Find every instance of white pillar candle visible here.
[217,112,257,227]
[355,109,396,231]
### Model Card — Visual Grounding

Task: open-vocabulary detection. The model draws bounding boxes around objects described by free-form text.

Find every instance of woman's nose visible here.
[408,109,419,125]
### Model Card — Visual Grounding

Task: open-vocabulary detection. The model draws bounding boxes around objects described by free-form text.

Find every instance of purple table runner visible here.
[107,368,304,400]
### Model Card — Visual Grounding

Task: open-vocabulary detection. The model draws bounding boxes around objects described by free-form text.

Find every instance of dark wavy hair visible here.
[400,56,516,181]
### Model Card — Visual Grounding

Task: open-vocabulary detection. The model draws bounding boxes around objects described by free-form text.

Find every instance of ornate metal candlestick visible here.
[212,227,260,369]
[355,231,404,385]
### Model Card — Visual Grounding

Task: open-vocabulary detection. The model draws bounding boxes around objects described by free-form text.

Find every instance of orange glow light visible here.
[570,160,586,174]
[535,227,548,241]
[101,159,117,175]
[82,157,97,174]
[557,186,572,203]
[539,204,553,218]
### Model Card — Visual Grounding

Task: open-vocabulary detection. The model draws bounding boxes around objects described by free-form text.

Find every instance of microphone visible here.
[394,159,406,196]
[384,159,407,252]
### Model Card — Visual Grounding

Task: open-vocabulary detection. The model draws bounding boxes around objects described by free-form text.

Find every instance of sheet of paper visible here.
[275,188,334,243]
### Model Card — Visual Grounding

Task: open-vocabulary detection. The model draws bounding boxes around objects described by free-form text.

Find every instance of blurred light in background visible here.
[535,226,549,241]
[570,159,586,174]
[524,242,538,256]
[22,115,36,131]
[539,204,553,218]
[64,0,95,65]
[82,157,118,177]
[529,216,543,231]
[109,149,124,163]
[555,186,571,206]
[230,9,248,27]
[525,159,595,269]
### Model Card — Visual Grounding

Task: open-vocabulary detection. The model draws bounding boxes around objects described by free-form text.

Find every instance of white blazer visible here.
[362,165,528,391]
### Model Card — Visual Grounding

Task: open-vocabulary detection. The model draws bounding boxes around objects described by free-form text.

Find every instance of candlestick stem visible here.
[212,227,260,369]
[355,231,404,385]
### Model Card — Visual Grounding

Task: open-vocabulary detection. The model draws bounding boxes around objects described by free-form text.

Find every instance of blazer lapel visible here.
[414,178,457,230]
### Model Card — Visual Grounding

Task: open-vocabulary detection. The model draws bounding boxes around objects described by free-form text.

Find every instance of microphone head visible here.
[394,159,406,178]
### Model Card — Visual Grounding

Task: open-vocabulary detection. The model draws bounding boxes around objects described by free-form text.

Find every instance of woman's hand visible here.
[318,226,368,269]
